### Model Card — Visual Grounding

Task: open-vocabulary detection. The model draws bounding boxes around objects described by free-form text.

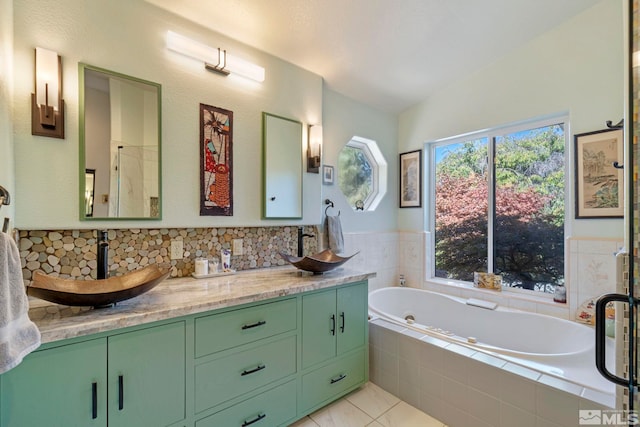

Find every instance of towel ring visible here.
[324,199,340,216]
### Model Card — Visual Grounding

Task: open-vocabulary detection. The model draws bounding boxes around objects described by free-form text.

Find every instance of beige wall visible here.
[0,0,14,225]
[12,0,324,229]
[398,0,624,239]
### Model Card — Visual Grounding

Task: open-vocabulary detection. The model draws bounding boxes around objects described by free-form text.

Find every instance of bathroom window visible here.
[338,136,387,211]
[430,117,566,294]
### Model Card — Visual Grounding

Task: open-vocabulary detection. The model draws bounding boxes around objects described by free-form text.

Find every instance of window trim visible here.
[340,136,388,211]
[425,113,570,296]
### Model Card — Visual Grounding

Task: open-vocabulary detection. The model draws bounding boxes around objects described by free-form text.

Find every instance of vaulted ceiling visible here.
[146,0,602,113]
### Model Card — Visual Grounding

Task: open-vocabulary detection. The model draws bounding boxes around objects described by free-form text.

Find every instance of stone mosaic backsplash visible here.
[17,226,318,283]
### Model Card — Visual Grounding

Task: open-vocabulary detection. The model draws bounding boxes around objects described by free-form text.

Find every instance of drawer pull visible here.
[340,312,345,333]
[330,314,336,336]
[241,320,267,330]
[241,364,266,376]
[91,382,98,419]
[242,413,266,426]
[330,373,347,384]
[118,375,124,411]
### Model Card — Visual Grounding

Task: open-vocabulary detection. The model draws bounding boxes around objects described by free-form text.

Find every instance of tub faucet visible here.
[97,230,109,280]
[297,226,314,257]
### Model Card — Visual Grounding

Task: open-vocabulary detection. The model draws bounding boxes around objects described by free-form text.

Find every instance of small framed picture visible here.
[399,150,422,208]
[574,128,623,218]
[323,165,334,185]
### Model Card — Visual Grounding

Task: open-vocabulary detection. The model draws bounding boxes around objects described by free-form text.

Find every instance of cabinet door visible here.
[108,321,186,427]
[337,282,367,355]
[0,338,107,427]
[302,290,337,369]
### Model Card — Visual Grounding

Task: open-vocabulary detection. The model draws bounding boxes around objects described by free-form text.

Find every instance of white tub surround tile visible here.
[369,319,614,427]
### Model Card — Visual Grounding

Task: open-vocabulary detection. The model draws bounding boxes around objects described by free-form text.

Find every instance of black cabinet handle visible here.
[241,320,267,330]
[118,375,124,411]
[241,364,266,376]
[340,312,345,333]
[330,314,336,336]
[91,382,98,419]
[330,373,347,384]
[242,413,266,426]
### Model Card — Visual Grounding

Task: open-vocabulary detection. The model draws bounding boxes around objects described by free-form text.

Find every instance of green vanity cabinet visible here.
[300,281,368,412]
[107,321,186,427]
[0,321,186,427]
[301,281,368,369]
[0,338,107,427]
[1,278,369,427]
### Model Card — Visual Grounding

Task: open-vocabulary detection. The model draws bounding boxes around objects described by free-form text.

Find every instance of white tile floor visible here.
[289,382,448,427]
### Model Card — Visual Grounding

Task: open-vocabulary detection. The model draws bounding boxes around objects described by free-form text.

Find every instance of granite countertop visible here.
[27,266,376,344]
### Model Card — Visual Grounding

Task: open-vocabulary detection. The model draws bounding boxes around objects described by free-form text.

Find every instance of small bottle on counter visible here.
[209,257,219,274]
[221,249,231,271]
[194,258,208,276]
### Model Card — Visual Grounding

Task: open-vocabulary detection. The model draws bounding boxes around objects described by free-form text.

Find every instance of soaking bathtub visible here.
[368,287,615,399]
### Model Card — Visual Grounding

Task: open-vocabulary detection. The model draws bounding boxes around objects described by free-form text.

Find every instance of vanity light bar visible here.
[166,31,265,82]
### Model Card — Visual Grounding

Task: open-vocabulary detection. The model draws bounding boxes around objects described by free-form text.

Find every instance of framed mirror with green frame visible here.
[262,112,303,219]
[79,63,162,220]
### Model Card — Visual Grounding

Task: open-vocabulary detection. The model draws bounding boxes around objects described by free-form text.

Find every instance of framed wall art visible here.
[574,128,623,218]
[399,150,422,208]
[323,165,334,185]
[200,103,233,216]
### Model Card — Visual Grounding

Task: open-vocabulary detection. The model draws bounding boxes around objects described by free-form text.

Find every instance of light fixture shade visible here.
[166,31,265,82]
[309,125,323,149]
[35,47,60,110]
[307,124,322,173]
[166,31,216,64]
[226,54,265,82]
[32,47,64,139]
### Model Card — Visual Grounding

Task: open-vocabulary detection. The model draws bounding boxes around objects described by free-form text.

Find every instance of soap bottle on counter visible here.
[221,249,231,272]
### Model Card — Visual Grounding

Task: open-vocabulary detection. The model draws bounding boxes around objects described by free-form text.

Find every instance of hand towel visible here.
[324,215,344,254]
[0,232,41,374]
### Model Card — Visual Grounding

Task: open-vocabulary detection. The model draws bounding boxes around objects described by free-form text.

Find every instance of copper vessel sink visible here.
[279,249,358,274]
[28,264,170,307]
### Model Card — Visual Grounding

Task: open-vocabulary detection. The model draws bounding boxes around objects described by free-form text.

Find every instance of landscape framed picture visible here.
[574,128,623,218]
[399,150,422,208]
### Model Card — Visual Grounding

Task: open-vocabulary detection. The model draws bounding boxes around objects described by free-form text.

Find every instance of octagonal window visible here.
[337,136,387,211]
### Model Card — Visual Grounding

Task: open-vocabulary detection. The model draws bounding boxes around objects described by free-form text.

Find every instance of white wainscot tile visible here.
[576,253,616,302]
[577,239,618,255]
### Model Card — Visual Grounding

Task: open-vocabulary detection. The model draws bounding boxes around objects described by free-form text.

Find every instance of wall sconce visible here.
[307,125,322,173]
[166,31,265,83]
[32,47,64,139]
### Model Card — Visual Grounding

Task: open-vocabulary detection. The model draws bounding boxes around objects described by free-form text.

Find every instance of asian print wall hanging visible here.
[200,104,233,216]
[574,128,623,218]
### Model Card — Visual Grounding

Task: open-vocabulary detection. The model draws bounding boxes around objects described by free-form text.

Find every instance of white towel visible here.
[0,232,41,374]
[324,215,344,254]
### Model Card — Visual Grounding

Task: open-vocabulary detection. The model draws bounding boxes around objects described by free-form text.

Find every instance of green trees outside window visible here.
[434,122,565,293]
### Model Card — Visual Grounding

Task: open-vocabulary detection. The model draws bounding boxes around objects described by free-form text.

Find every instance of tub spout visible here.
[97,230,109,280]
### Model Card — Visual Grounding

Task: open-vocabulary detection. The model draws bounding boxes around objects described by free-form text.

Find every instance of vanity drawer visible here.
[195,298,297,357]
[195,380,296,427]
[300,349,365,411]
[195,335,297,413]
